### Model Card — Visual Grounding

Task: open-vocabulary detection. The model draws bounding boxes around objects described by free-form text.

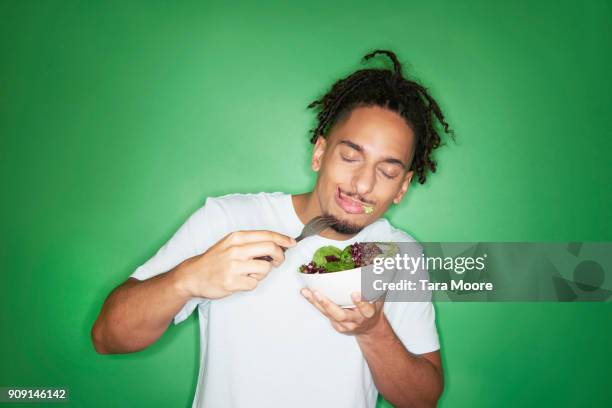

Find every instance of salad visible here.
[299,242,386,274]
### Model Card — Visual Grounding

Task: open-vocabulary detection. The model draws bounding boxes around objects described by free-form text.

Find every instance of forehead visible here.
[328,105,415,161]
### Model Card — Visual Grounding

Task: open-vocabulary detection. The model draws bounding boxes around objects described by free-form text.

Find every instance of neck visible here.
[291,191,360,241]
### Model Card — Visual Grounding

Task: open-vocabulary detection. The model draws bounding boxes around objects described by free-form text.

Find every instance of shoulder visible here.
[206,191,286,210]
[186,192,287,250]
[367,217,419,244]
[366,218,424,261]
[188,192,285,223]
[201,191,290,229]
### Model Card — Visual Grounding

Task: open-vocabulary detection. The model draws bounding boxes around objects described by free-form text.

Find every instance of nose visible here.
[351,167,376,197]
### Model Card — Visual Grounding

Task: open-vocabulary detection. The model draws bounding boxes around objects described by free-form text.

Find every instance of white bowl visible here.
[297,266,364,308]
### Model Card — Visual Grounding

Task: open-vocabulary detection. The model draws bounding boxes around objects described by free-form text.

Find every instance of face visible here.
[311,105,415,234]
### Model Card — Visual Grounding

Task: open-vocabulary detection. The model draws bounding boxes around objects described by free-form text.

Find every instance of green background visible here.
[1,1,610,407]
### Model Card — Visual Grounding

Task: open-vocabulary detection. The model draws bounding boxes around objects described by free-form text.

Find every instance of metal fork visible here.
[255,215,336,261]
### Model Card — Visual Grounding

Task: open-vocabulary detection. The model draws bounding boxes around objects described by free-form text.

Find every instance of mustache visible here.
[339,188,376,206]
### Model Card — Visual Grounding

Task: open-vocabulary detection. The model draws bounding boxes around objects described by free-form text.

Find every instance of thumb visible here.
[352,292,375,318]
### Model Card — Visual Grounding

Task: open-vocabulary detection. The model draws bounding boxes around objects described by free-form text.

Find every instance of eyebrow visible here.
[338,140,407,168]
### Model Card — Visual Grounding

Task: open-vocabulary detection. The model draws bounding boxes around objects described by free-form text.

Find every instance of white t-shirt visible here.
[130,192,440,408]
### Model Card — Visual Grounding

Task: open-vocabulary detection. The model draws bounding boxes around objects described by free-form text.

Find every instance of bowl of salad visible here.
[298,242,397,307]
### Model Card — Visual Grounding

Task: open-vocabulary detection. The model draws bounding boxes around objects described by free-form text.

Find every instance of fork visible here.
[255,215,336,261]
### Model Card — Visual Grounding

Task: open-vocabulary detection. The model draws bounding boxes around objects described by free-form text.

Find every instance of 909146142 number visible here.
[1,388,68,402]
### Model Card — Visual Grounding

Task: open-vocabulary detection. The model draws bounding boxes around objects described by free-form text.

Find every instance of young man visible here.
[92,49,453,408]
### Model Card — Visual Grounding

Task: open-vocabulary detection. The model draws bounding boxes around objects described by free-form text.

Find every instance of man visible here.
[91,49,453,408]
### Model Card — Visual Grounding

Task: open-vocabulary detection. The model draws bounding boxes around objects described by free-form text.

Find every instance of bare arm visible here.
[300,291,443,407]
[357,315,443,408]
[91,267,191,354]
[91,231,296,354]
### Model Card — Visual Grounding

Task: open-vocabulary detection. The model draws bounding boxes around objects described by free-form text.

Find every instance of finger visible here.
[230,259,273,277]
[313,291,348,322]
[301,288,332,318]
[342,307,365,324]
[352,292,376,319]
[233,275,259,292]
[331,320,357,333]
[356,300,376,319]
[300,288,313,300]
[247,272,267,281]
[233,242,285,266]
[226,230,297,249]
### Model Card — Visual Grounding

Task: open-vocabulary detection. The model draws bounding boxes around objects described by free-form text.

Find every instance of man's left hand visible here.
[300,288,384,336]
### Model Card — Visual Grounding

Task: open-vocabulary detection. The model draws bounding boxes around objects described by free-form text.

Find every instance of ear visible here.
[393,170,413,204]
[311,135,327,172]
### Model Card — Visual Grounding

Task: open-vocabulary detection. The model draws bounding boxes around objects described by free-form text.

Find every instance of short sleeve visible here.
[384,240,440,355]
[130,197,228,324]
[387,301,440,355]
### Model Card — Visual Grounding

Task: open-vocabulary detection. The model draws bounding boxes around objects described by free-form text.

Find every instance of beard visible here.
[323,212,365,235]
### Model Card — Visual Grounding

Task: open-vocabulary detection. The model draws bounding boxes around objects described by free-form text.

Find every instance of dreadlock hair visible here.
[307,49,454,184]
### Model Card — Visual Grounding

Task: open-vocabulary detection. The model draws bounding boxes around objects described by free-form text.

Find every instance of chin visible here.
[322,211,366,235]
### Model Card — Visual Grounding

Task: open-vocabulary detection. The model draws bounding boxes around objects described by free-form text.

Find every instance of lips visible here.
[334,187,371,215]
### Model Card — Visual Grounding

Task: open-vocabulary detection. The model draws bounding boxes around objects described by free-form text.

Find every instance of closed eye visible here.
[341,156,358,163]
[379,169,398,179]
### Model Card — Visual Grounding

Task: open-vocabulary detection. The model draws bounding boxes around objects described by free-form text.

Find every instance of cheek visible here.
[373,182,404,205]
[372,199,394,216]
[321,157,355,183]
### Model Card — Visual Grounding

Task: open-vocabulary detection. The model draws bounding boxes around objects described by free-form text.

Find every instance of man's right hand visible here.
[175,231,297,300]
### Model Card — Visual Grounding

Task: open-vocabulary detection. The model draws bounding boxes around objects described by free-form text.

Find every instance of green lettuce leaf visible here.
[324,260,356,272]
[312,245,342,266]
[340,245,353,263]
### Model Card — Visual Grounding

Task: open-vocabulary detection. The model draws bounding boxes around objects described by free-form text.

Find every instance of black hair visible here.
[307,49,454,184]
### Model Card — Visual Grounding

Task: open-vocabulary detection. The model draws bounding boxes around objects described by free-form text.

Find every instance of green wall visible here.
[1,1,610,407]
